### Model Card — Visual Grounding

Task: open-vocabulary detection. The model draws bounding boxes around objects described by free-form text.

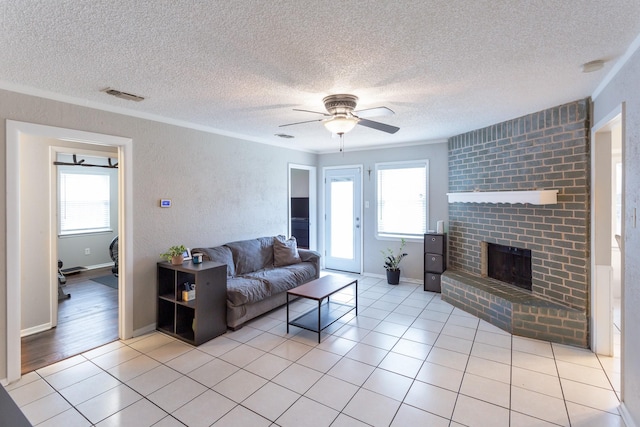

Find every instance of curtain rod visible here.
[53,154,118,169]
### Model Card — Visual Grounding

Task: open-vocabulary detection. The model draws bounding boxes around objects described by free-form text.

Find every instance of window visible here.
[59,170,111,235]
[376,160,428,239]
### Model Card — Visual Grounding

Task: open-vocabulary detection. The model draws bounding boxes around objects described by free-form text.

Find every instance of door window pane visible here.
[330,178,354,259]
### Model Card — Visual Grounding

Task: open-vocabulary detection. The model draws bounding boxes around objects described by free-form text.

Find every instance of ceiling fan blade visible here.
[354,106,395,118]
[292,108,330,116]
[279,118,324,127]
[357,118,400,134]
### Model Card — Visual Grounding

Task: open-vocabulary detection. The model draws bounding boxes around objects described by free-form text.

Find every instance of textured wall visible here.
[447,99,590,312]
[317,142,449,280]
[0,89,316,380]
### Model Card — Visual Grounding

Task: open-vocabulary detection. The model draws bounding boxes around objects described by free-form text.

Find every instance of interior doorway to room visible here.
[6,121,132,383]
[323,166,362,273]
[288,164,317,250]
[592,108,623,379]
[21,151,120,373]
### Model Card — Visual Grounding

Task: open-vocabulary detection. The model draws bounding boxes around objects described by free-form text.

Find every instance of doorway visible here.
[288,164,317,250]
[591,107,624,358]
[323,166,362,273]
[6,121,133,383]
[19,150,120,373]
[591,105,625,402]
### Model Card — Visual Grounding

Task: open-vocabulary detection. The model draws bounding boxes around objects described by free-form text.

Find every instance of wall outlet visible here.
[84,248,90,255]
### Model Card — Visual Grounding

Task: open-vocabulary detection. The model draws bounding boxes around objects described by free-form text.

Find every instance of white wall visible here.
[317,142,449,280]
[593,43,640,425]
[0,88,317,380]
[290,168,310,197]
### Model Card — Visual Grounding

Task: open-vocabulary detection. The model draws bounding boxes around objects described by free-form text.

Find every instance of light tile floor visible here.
[5,274,624,426]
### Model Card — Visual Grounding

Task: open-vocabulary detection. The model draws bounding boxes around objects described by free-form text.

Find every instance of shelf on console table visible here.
[446,190,558,205]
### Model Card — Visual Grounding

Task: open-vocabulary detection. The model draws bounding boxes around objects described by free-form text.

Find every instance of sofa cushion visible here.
[226,277,270,306]
[244,262,316,295]
[193,246,235,277]
[226,237,274,275]
[273,236,301,267]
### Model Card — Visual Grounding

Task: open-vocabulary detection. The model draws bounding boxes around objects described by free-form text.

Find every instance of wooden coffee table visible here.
[286,275,358,343]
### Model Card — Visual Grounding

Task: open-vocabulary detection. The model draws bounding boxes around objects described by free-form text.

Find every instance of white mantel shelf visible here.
[447,190,558,205]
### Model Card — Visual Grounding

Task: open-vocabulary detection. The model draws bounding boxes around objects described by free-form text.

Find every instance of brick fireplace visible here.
[441,99,590,347]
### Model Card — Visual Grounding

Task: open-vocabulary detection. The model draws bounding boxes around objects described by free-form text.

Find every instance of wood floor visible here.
[21,268,119,374]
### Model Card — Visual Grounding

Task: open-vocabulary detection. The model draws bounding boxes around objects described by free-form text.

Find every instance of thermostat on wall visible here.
[160,199,171,208]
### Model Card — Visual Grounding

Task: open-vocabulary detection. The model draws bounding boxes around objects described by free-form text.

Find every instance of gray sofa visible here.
[193,236,320,329]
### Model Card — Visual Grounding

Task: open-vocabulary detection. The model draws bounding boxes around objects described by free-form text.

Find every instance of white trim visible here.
[133,323,157,338]
[0,81,319,153]
[592,32,640,99]
[5,121,133,383]
[322,165,364,274]
[446,190,558,205]
[592,104,624,133]
[589,105,624,357]
[21,323,53,338]
[363,272,423,285]
[620,403,638,427]
[375,159,430,240]
[315,138,448,154]
[6,121,21,384]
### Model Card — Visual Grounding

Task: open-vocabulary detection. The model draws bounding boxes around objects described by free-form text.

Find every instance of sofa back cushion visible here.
[273,235,301,267]
[226,236,275,275]
[193,246,235,277]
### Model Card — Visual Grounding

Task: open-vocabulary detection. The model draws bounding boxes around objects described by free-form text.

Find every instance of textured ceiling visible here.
[1,1,639,153]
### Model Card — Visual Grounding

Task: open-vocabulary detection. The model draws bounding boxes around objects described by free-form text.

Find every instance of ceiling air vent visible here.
[102,87,145,102]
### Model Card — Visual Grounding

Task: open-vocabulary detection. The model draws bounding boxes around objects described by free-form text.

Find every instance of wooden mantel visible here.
[446,190,558,205]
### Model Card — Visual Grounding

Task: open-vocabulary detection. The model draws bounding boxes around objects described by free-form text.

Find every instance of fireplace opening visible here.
[486,243,532,291]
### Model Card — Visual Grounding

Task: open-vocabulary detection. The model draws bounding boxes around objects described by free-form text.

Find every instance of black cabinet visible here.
[157,261,227,345]
[424,233,446,292]
[291,218,309,248]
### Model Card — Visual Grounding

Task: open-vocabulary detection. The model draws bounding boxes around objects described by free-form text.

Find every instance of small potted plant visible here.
[381,238,407,285]
[161,245,187,265]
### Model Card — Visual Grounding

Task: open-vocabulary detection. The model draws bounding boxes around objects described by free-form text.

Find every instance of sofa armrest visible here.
[298,249,321,279]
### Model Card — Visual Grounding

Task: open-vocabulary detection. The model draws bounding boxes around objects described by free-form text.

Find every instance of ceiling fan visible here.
[279,94,400,135]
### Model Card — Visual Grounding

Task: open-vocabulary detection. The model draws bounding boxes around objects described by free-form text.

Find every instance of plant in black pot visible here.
[382,238,407,285]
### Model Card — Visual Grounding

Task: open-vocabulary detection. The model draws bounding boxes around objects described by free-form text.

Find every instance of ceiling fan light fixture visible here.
[323,115,359,134]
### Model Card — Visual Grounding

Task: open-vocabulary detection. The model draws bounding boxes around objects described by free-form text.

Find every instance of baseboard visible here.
[620,404,638,427]
[20,322,52,338]
[84,262,114,270]
[361,271,423,285]
[133,323,157,338]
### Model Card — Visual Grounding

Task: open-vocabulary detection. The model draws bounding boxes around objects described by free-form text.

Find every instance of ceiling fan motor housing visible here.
[323,94,358,115]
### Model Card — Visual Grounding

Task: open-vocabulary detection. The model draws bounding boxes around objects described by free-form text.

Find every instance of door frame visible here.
[590,104,625,356]
[322,165,363,273]
[288,163,317,250]
[6,121,133,383]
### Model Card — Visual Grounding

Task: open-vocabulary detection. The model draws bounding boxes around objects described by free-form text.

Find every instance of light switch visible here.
[160,199,171,208]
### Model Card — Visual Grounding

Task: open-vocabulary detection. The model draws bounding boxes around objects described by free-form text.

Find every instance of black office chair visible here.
[109,236,118,277]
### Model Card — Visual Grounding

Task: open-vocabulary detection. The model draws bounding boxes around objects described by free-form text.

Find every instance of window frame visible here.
[58,167,113,236]
[375,159,429,241]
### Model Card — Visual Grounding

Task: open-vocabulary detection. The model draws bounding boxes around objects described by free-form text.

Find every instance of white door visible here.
[324,167,362,273]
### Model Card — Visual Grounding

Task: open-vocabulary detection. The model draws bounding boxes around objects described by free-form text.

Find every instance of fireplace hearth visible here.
[486,243,532,291]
